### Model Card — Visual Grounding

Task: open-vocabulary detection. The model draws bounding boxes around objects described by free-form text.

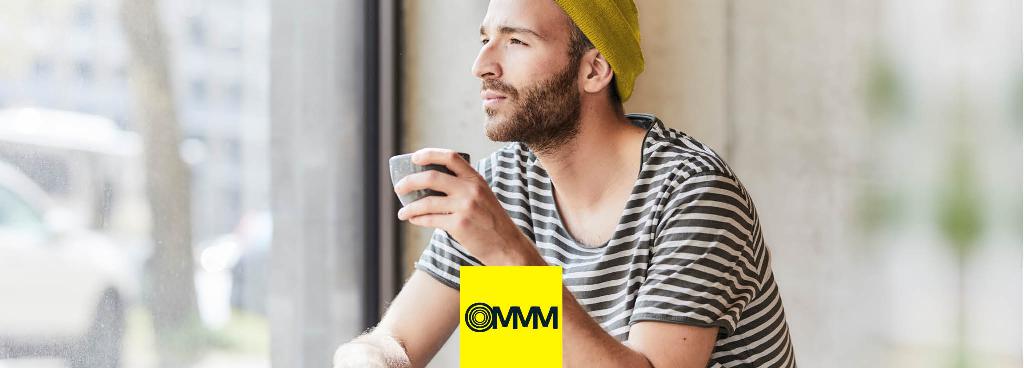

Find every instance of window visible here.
[191,78,207,103]
[0,0,405,366]
[0,187,44,234]
[189,17,206,48]
[74,1,94,30]
[0,0,275,366]
[226,81,242,109]
[75,60,94,84]
[32,58,53,79]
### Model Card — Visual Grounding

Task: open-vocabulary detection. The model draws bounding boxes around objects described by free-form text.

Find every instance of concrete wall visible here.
[268,0,369,366]
[400,0,498,280]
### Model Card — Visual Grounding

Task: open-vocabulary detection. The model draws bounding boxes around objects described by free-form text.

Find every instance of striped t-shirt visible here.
[415,113,797,367]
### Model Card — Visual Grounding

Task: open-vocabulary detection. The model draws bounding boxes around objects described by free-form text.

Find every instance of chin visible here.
[483,117,500,134]
[483,117,509,142]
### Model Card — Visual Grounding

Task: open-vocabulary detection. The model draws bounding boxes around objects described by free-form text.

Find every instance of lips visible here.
[481,90,508,108]
[481,90,507,100]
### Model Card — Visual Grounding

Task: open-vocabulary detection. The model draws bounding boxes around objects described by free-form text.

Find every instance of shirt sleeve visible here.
[412,154,493,290]
[629,172,762,336]
[414,228,484,290]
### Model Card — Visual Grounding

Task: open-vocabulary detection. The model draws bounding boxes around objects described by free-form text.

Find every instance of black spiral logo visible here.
[465,302,494,332]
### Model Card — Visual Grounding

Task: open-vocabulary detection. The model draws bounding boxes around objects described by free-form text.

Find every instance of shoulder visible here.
[637,114,753,216]
[638,114,737,181]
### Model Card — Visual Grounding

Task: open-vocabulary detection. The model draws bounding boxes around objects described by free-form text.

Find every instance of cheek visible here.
[505,48,568,85]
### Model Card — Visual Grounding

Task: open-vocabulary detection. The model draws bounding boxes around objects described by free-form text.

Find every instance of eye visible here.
[510,38,527,46]
[480,38,489,45]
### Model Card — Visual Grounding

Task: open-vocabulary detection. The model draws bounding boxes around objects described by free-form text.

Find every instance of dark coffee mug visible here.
[389,152,471,206]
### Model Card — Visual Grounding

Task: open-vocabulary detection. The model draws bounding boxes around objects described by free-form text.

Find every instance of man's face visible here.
[473,0,583,153]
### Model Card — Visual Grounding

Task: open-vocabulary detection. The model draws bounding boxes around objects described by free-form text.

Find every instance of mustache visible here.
[481,79,519,100]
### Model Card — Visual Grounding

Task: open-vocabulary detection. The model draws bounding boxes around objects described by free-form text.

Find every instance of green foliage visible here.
[866,53,907,121]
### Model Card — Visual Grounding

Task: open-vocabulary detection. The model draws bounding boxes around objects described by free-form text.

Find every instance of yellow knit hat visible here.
[553,0,644,102]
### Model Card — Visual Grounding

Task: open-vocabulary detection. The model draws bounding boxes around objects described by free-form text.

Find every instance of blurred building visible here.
[0,0,270,244]
[0,1,132,125]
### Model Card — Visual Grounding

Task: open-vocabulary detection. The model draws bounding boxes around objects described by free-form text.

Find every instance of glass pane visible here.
[0,187,44,232]
[0,0,271,366]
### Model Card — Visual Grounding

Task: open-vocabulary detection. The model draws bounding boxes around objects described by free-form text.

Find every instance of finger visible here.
[393,169,458,197]
[397,195,454,221]
[410,148,475,178]
[407,213,452,229]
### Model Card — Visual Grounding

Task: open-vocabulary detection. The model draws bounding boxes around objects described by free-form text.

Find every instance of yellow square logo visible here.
[460,266,563,368]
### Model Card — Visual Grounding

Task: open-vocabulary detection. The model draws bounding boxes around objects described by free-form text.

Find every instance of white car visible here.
[0,161,136,368]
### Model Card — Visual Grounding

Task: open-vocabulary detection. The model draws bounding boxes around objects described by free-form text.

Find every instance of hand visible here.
[394,148,541,266]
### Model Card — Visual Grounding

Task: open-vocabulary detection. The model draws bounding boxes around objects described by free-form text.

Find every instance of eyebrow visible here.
[479,25,547,41]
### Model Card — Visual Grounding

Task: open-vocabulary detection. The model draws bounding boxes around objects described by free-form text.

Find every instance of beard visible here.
[482,61,582,155]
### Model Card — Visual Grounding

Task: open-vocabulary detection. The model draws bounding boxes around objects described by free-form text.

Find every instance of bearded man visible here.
[334,0,797,367]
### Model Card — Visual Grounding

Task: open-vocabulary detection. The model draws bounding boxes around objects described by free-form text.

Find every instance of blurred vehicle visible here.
[0,108,146,240]
[194,210,270,329]
[0,161,137,368]
[196,233,242,329]
[230,210,270,316]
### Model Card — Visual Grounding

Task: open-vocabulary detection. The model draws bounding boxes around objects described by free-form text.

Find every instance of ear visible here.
[580,49,615,96]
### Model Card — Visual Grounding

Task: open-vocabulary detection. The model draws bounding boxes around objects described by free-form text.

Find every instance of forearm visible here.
[497,241,652,367]
[562,287,654,368]
[333,332,412,368]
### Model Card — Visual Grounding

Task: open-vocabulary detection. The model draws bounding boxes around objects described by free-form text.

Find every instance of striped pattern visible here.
[415,114,796,367]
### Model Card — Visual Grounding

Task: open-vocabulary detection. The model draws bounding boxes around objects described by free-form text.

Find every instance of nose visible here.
[472,42,502,80]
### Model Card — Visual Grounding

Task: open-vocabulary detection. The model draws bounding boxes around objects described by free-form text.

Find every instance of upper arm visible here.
[625,172,759,367]
[626,321,718,368]
[633,173,760,335]
[374,269,460,368]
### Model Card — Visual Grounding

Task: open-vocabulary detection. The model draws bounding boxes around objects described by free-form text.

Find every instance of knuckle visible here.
[407,173,423,186]
[454,215,471,228]
[468,184,485,198]
[461,199,476,212]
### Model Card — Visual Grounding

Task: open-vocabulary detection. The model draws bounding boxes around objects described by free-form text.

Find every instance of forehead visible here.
[480,0,570,38]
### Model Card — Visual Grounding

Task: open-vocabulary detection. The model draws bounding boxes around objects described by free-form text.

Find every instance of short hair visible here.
[567,24,623,110]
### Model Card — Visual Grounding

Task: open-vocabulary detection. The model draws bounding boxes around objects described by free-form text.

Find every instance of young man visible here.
[334,0,797,367]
